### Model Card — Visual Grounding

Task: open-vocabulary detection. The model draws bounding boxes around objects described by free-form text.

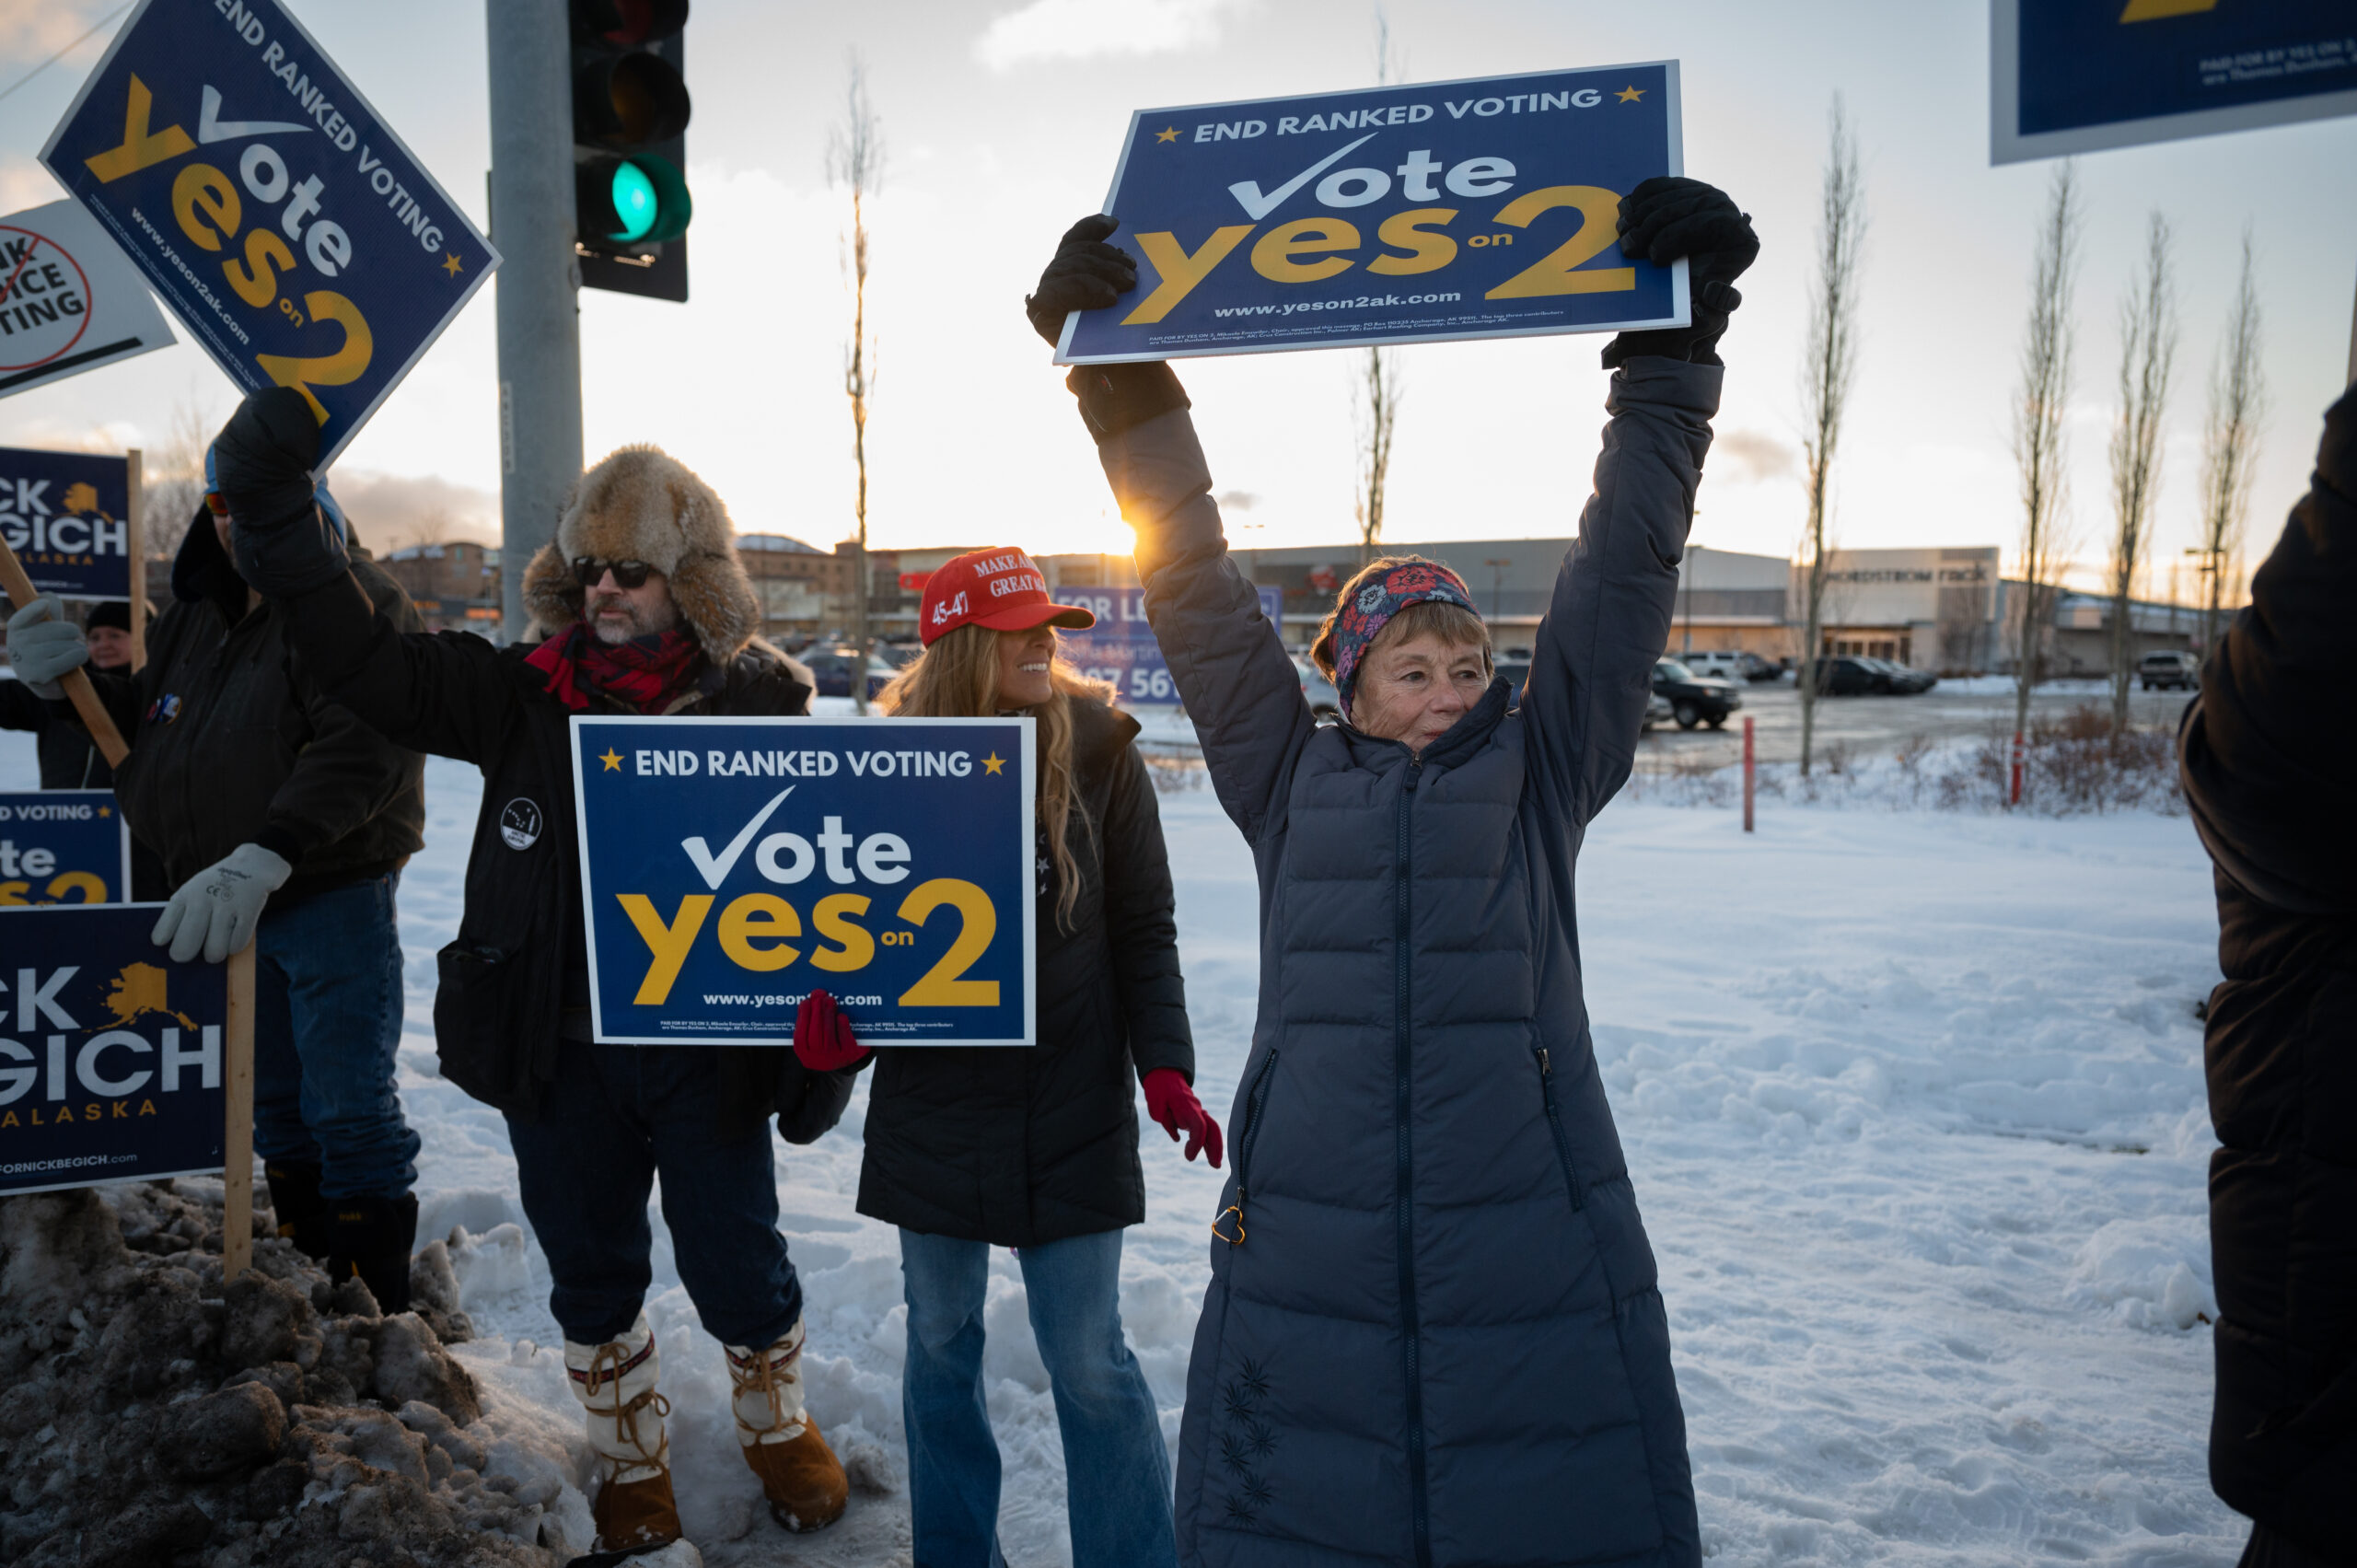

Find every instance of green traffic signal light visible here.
[609,161,656,241]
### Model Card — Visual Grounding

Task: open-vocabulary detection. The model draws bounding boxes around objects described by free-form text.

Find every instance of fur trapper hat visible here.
[521,444,761,663]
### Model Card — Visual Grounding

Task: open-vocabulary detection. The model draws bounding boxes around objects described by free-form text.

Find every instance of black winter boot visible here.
[329,1192,418,1315]
[263,1160,331,1259]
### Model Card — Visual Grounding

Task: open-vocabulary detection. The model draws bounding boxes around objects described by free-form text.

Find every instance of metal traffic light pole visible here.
[487,0,585,644]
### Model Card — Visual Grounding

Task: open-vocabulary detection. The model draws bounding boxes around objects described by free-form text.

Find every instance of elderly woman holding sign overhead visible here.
[794,547,1219,1568]
[1025,177,1758,1567]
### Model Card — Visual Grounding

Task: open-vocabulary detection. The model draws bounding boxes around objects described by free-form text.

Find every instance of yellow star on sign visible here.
[442,252,464,276]
[97,806,110,817]
[982,753,1005,775]
[599,748,623,772]
[1616,86,1645,103]
[1155,126,1179,143]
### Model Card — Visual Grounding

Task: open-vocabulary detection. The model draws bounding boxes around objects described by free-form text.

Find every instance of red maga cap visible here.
[918,548,1097,646]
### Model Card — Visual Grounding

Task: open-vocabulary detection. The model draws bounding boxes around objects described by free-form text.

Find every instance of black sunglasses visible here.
[573,557,655,590]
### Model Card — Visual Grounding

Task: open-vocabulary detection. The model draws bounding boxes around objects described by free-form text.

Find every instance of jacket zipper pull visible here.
[1213,1189,1248,1246]
[1539,1048,1550,1075]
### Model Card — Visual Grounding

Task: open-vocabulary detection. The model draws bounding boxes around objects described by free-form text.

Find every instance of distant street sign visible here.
[0,199,176,401]
[1993,0,2357,162]
[40,0,499,467]
[1058,586,1283,706]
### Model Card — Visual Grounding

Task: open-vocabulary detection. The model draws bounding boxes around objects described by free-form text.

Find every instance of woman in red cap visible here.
[794,546,1220,1568]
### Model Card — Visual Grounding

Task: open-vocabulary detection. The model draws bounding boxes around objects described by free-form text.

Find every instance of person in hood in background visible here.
[793,546,1218,1568]
[209,386,853,1559]
[2178,384,2357,1568]
[1022,178,1757,1568]
[1,598,140,787]
[4,455,428,1309]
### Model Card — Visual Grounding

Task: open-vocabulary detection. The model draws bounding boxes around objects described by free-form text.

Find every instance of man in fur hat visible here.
[204,386,858,1555]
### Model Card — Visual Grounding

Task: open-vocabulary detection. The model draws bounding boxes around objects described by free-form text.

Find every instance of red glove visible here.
[1144,1068,1223,1167]
[794,991,870,1073]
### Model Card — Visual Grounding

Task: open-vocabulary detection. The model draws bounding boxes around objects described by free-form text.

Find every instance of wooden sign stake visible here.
[125,448,146,676]
[0,534,131,768]
[221,942,257,1283]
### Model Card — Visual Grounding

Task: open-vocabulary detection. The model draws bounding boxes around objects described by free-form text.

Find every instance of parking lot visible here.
[1634,676,2196,771]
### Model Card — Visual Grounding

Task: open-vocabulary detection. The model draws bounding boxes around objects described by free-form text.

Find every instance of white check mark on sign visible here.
[1226,134,1378,221]
[680,784,794,890]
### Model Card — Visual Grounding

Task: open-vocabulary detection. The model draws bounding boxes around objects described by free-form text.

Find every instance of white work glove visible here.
[153,843,294,963]
[5,595,89,699]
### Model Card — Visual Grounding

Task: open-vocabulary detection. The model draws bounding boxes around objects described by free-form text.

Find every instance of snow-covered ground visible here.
[0,726,2243,1565]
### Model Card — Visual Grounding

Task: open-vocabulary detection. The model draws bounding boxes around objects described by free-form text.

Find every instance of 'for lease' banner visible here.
[0,905,227,1197]
[572,717,1038,1047]
[1058,62,1686,363]
[40,0,499,468]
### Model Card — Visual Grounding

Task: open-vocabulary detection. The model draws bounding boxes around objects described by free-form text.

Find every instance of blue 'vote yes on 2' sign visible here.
[0,792,133,906]
[40,0,499,468]
[572,716,1038,1047]
[0,905,227,1197]
[1058,62,1687,364]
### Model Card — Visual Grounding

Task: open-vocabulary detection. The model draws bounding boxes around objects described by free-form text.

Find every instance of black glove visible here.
[1029,214,1190,444]
[1602,177,1759,369]
[215,387,350,596]
[1025,214,1138,345]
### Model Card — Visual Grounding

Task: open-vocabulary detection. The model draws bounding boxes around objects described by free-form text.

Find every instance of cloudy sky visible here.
[2,0,2351,594]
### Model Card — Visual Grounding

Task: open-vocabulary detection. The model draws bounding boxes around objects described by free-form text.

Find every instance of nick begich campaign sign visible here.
[572,717,1038,1048]
[41,0,499,468]
[1057,62,1687,363]
[0,905,228,1197]
[0,447,136,601]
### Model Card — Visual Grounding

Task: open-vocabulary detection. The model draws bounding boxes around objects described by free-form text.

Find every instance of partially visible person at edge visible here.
[1021,178,1759,1568]
[2179,383,2357,1568]
[206,392,856,1558]
[4,463,427,1304]
[793,546,1220,1568]
[1,598,137,786]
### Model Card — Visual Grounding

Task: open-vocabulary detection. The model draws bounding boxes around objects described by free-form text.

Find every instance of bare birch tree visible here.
[2105,212,2175,732]
[2195,232,2265,654]
[830,56,885,710]
[1794,96,1865,777]
[2009,161,2083,771]
[1353,9,1405,565]
[143,392,220,560]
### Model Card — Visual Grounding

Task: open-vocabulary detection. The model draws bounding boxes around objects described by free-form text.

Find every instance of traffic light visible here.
[572,0,691,302]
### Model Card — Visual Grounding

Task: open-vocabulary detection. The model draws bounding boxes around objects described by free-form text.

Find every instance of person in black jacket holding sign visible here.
[794,546,1219,1568]
[2179,384,2357,1568]
[210,388,856,1559]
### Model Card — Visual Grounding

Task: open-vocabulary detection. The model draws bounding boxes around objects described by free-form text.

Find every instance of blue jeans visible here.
[505,1041,802,1348]
[251,872,419,1202]
[900,1226,1177,1568]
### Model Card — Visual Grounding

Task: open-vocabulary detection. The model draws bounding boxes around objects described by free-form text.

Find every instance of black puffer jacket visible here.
[265,570,851,1140]
[0,677,117,788]
[2180,385,2357,1557]
[857,696,1194,1246]
[82,512,425,899]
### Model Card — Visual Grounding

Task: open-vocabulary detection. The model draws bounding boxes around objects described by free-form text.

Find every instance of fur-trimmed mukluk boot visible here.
[726,1318,848,1533]
[566,1314,683,1553]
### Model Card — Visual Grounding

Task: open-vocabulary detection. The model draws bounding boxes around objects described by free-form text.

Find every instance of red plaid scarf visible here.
[525,622,710,714]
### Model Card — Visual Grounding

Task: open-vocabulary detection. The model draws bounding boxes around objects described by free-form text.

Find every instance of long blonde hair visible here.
[879,626,1115,932]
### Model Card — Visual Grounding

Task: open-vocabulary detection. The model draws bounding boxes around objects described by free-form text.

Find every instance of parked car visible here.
[1736,651,1782,682]
[2139,650,2200,691]
[1652,658,1743,729]
[1798,656,1935,696]
[802,646,896,700]
[1642,691,1673,733]
[1295,657,1341,719]
[1675,649,1745,680]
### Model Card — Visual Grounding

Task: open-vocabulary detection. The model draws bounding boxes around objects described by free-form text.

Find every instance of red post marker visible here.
[1742,715,1755,833]
[2009,729,2026,807]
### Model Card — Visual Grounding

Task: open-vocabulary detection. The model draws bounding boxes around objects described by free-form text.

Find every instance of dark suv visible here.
[1652,658,1742,729]
[2138,650,2199,691]
[1801,656,1935,696]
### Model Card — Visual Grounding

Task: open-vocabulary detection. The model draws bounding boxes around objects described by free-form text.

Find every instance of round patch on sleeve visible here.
[500,798,544,851]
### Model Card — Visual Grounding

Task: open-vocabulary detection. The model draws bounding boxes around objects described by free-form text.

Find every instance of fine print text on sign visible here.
[1058,62,1687,364]
[0,199,177,400]
[0,447,134,601]
[41,0,499,468]
[572,716,1038,1047]
[0,904,227,1197]
[0,791,133,906]
[1992,0,2357,162]
[1059,586,1283,706]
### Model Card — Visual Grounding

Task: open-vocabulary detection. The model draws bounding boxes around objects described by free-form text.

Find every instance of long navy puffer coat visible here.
[1087,357,1714,1568]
